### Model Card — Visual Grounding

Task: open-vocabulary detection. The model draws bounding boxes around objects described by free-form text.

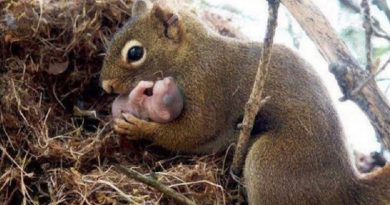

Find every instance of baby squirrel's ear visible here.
[152,1,181,42]
[132,0,152,18]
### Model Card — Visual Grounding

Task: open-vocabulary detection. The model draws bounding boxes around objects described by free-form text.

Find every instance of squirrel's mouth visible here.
[103,76,158,95]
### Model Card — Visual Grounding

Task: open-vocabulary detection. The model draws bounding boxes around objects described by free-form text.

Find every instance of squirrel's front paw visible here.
[113,113,157,139]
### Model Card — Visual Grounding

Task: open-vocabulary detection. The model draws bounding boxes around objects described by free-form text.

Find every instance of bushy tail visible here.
[357,164,390,204]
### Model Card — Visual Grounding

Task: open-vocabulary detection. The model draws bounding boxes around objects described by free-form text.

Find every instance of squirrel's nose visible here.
[101,80,114,93]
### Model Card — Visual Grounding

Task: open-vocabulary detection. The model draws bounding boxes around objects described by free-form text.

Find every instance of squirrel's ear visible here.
[152,2,181,42]
[132,0,152,18]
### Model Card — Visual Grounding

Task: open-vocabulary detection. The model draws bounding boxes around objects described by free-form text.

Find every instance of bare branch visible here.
[339,0,390,41]
[231,0,280,175]
[281,0,390,146]
[340,0,361,12]
[350,56,390,97]
[372,0,390,24]
[361,0,373,72]
[371,28,390,41]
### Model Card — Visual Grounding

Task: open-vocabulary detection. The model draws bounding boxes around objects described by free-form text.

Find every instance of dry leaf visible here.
[47,60,69,75]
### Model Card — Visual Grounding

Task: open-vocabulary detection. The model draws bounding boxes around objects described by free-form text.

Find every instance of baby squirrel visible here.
[100,0,390,204]
[111,77,183,123]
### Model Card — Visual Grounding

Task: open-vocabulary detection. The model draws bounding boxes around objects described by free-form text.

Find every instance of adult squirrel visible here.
[100,0,390,204]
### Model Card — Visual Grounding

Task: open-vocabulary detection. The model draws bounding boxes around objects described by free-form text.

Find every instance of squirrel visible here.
[100,0,390,204]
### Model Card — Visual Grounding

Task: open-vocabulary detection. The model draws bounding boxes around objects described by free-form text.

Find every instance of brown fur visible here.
[100,1,390,204]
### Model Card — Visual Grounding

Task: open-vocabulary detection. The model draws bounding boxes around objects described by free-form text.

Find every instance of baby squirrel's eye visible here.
[121,40,147,67]
[128,46,144,61]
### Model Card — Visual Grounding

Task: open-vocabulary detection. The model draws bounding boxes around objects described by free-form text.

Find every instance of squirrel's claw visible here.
[113,118,140,139]
[112,113,158,139]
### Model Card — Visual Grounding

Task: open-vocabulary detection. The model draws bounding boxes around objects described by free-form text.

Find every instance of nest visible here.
[0,0,242,204]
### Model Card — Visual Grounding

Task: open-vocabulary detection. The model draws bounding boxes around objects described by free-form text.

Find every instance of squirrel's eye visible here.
[127,46,144,61]
[121,40,147,67]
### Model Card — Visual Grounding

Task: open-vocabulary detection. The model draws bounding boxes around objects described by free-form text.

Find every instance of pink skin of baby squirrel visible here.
[111,77,184,123]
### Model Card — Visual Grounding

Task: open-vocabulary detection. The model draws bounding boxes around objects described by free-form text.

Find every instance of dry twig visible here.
[372,0,390,24]
[231,0,280,175]
[339,0,390,41]
[350,56,390,97]
[361,0,373,72]
[115,165,198,205]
